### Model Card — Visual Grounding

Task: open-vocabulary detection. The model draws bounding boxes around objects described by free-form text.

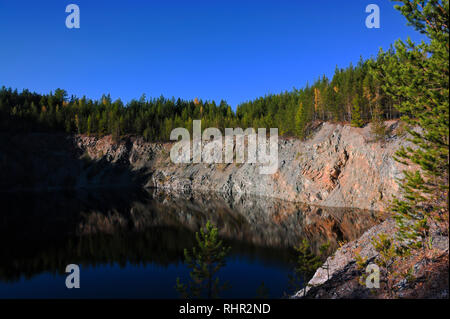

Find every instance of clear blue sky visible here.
[0,0,425,108]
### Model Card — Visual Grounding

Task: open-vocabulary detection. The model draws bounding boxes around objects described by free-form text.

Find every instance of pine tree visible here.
[288,239,327,297]
[371,104,387,142]
[351,97,364,127]
[87,115,92,136]
[74,114,80,134]
[372,0,449,250]
[176,221,231,298]
[295,102,308,139]
[313,87,322,120]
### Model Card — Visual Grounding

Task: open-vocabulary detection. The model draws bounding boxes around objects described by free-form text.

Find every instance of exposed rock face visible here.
[0,121,408,210]
[294,218,449,299]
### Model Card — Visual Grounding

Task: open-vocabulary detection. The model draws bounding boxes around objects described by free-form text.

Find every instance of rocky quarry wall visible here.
[1,121,409,211]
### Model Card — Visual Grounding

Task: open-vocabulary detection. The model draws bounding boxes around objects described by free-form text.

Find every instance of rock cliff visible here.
[0,121,408,210]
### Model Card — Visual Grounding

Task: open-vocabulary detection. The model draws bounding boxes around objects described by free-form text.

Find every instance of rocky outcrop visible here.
[0,121,409,210]
[293,218,449,299]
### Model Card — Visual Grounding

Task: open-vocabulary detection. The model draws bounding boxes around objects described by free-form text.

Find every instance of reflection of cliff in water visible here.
[0,189,381,282]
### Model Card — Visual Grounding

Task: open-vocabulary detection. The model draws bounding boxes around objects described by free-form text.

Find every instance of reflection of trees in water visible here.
[0,189,382,282]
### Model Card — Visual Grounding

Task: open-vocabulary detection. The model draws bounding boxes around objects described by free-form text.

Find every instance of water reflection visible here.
[0,189,381,298]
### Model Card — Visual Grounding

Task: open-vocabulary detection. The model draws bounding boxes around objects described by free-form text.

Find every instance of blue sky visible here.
[0,0,425,108]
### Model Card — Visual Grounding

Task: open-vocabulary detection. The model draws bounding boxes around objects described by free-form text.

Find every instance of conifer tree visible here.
[288,239,328,297]
[313,87,322,121]
[372,0,449,250]
[371,104,387,142]
[176,221,231,298]
[295,102,308,139]
[87,115,92,136]
[351,97,364,127]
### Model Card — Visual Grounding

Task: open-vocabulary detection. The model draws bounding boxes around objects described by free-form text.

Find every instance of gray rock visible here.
[0,121,410,211]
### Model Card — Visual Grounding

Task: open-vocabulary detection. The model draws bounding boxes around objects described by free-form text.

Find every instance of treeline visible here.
[236,49,399,138]
[0,89,236,141]
[1,50,399,141]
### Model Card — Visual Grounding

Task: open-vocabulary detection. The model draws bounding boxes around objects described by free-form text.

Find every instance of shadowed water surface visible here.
[0,189,381,298]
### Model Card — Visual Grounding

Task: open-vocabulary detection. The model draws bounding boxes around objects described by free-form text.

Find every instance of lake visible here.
[0,188,380,298]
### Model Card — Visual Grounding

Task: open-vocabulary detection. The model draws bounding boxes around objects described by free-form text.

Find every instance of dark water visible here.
[0,189,380,298]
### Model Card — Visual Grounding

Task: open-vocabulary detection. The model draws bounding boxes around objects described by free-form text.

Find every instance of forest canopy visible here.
[1,49,400,142]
